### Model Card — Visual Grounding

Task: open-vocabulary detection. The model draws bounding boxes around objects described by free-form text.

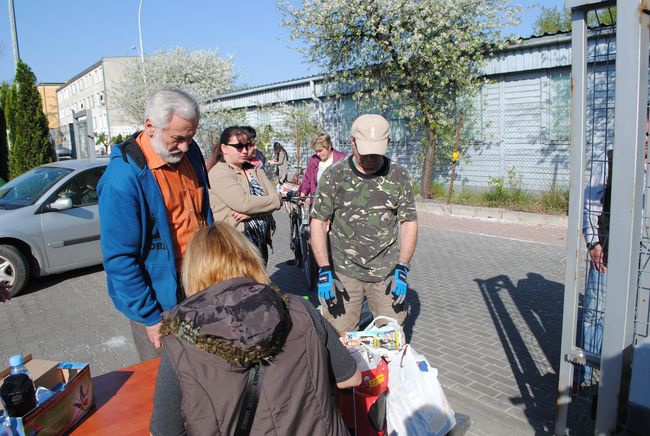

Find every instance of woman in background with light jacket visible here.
[208,126,281,265]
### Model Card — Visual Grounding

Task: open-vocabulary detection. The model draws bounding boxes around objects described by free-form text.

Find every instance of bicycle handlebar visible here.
[281,191,313,203]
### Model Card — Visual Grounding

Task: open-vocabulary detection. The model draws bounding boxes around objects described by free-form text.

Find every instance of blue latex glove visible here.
[385,264,409,305]
[317,266,342,307]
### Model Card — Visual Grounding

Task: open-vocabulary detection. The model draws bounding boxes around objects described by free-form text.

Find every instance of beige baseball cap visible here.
[350,114,391,155]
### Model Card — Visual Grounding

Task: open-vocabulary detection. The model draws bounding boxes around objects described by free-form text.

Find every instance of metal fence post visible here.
[555,6,588,434]
[595,1,649,433]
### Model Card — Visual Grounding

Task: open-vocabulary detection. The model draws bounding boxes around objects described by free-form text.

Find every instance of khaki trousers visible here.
[322,272,406,334]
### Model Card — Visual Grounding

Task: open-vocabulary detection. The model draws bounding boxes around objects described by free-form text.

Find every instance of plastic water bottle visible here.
[0,355,36,418]
[8,356,28,377]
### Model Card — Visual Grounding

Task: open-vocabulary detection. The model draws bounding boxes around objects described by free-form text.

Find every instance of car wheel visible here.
[0,245,30,297]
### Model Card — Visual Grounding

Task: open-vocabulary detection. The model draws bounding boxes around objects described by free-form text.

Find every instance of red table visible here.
[70,358,160,435]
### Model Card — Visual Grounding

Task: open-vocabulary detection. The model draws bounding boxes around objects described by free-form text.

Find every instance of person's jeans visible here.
[582,265,607,382]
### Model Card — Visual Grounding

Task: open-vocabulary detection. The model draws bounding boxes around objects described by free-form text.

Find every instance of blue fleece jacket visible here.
[98,134,213,326]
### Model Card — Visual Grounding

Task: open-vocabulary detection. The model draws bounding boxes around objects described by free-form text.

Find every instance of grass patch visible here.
[430,181,446,199]
[412,182,420,198]
[423,174,568,215]
[541,186,570,214]
[454,188,483,205]
[413,181,449,199]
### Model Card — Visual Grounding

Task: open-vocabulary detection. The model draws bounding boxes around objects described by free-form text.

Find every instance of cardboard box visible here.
[0,354,94,435]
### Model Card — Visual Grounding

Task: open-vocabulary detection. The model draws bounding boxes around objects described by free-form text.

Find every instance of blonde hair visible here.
[310,132,332,151]
[182,223,269,296]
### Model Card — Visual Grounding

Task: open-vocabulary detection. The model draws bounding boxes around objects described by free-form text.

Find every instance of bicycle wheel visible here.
[291,213,302,264]
[300,227,317,291]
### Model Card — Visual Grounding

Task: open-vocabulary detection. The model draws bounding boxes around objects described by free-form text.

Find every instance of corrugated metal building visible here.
[205,30,617,192]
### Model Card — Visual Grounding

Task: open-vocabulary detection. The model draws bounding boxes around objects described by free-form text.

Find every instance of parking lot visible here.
[0,208,593,434]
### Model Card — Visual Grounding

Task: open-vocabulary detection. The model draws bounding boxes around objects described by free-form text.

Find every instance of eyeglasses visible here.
[226,142,254,151]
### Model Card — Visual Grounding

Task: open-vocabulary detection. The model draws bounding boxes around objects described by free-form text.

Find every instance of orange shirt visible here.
[136,132,206,267]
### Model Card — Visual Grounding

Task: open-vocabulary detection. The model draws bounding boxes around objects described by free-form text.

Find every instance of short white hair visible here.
[145,88,200,128]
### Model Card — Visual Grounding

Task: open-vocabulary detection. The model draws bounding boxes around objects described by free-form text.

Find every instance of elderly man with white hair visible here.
[99,88,213,361]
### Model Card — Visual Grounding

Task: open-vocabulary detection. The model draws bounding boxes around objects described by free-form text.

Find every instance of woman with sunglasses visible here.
[208,126,281,265]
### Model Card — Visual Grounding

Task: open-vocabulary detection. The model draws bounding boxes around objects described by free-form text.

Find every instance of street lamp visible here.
[8,0,21,71]
[138,0,147,84]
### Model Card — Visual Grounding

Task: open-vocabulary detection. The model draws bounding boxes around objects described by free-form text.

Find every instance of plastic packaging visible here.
[344,316,405,359]
[0,418,14,436]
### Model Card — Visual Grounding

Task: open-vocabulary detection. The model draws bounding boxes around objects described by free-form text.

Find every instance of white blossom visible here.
[112,47,236,150]
[279,0,520,195]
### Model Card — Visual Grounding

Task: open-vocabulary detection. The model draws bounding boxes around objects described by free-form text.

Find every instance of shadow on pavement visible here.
[269,260,311,299]
[19,264,105,297]
[403,287,421,344]
[475,273,563,434]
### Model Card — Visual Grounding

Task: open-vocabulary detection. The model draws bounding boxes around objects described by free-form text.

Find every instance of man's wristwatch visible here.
[586,242,599,251]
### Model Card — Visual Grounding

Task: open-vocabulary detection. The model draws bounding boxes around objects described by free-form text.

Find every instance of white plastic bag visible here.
[386,345,456,435]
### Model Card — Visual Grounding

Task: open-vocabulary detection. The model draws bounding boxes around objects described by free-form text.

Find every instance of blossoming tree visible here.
[280,0,520,196]
[113,47,236,153]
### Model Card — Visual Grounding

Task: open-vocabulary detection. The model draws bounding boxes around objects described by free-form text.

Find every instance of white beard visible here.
[151,132,183,164]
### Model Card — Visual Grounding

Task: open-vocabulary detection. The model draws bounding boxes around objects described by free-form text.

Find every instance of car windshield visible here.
[0,166,72,209]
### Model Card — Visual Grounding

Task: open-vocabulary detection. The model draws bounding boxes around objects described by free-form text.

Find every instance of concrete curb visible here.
[416,200,568,227]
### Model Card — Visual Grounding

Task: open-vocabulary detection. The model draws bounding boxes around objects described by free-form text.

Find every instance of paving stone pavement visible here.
[0,209,593,434]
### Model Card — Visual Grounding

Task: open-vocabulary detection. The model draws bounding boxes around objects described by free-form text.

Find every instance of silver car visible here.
[0,159,108,297]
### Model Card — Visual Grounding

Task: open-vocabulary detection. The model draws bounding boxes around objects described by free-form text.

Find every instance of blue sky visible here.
[0,0,564,88]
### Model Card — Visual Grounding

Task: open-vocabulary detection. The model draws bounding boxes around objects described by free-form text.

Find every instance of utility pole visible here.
[8,0,20,71]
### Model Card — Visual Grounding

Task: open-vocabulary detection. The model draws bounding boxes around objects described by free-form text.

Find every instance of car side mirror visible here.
[48,197,73,211]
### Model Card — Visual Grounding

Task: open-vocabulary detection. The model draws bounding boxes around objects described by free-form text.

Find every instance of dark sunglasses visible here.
[226,142,254,151]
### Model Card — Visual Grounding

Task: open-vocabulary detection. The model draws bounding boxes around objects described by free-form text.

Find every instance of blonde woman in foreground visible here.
[149,223,360,436]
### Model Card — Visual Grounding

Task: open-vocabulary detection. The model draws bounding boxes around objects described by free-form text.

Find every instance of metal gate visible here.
[556,1,650,434]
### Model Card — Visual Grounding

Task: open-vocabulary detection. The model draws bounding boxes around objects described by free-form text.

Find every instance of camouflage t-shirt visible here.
[311,156,417,282]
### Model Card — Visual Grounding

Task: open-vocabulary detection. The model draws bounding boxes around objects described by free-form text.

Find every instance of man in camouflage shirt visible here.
[310,114,418,334]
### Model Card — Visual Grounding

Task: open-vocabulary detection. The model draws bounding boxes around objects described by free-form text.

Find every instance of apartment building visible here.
[36,83,64,143]
[57,56,137,157]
